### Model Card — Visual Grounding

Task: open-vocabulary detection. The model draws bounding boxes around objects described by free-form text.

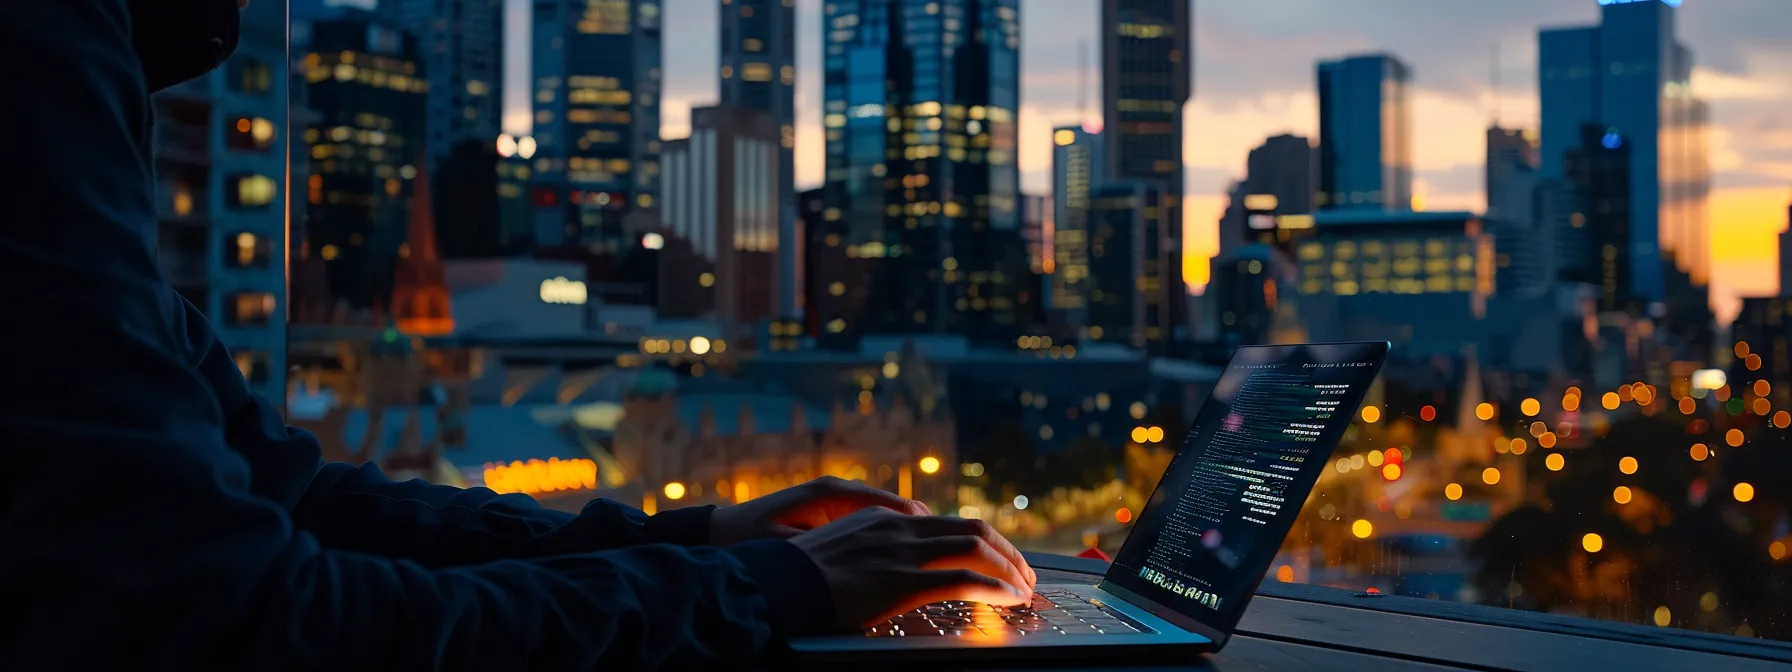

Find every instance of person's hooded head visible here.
[130,0,244,92]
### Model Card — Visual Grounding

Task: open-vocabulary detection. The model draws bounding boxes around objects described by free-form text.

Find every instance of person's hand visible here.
[787,506,1038,629]
[708,475,932,547]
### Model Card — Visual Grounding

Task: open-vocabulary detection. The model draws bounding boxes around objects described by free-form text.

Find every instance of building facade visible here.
[1294,210,1496,358]
[1316,54,1413,212]
[300,12,429,311]
[719,0,799,318]
[1537,0,1711,301]
[382,0,505,168]
[530,0,663,251]
[1780,203,1791,298]
[817,0,1024,342]
[1050,125,1104,327]
[153,0,290,401]
[1486,127,1550,299]
[659,105,782,331]
[1086,180,1174,350]
[1101,0,1190,344]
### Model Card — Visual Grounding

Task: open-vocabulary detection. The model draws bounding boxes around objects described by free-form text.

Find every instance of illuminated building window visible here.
[226,174,276,209]
[227,58,273,94]
[744,38,764,52]
[233,350,270,383]
[224,292,277,327]
[742,63,773,82]
[226,116,277,152]
[225,231,271,269]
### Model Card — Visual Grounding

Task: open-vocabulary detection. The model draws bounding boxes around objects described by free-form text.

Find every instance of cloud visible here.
[1693,67,1787,101]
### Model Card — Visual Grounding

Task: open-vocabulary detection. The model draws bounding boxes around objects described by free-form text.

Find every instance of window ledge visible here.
[1021,552,1792,670]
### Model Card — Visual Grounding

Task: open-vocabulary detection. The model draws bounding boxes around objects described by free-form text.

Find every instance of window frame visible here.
[1022,552,1792,665]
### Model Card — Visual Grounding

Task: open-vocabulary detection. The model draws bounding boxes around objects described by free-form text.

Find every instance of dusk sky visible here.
[499,0,1792,319]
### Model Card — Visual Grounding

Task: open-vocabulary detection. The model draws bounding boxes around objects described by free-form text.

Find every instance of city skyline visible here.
[487,0,1789,317]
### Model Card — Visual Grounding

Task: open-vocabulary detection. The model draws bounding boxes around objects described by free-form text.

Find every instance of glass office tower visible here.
[818,0,1023,342]
[1316,53,1413,212]
[1538,0,1711,302]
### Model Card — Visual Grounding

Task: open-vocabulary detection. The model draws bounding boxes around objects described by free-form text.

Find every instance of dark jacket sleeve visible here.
[0,1,831,668]
[211,343,717,566]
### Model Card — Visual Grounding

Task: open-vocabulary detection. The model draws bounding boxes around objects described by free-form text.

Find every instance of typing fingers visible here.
[911,536,1033,600]
[909,515,1037,588]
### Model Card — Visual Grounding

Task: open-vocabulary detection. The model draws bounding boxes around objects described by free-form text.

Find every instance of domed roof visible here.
[629,367,678,398]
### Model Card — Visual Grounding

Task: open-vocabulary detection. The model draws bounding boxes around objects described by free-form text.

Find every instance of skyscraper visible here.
[1316,54,1413,212]
[1224,133,1315,255]
[1780,203,1791,298]
[154,0,290,401]
[719,0,799,318]
[300,11,429,310]
[659,105,782,329]
[1101,0,1190,341]
[1086,179,1173,350]
[1487,127,1549,299]
[818,0,1023,342]
[1050,125,1104,326]
[381,0,504,167]
[530,0,663,251]
[1562,124,1633,312]
[1537,0,1711,302]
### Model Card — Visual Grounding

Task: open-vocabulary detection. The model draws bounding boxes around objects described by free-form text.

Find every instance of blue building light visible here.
[1601,132,1623,150]
[1599,0,1682,7]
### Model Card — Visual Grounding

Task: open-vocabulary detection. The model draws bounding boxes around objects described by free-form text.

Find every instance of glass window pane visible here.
[270,0,1786,647]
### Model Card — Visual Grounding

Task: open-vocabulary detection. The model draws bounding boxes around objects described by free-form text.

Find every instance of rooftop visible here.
[1312,209,1481,228]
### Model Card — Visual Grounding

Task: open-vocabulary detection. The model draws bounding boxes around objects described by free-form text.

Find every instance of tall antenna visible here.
[1078,40,1090,127]
[1490,42,1502,127]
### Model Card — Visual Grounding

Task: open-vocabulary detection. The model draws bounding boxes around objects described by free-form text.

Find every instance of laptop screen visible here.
[1104,342,1387,634]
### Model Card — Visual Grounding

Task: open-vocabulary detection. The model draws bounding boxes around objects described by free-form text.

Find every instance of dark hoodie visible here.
[0,0,828,668]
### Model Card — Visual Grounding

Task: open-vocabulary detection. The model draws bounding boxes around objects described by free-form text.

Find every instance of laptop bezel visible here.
[1095,341,1391,649]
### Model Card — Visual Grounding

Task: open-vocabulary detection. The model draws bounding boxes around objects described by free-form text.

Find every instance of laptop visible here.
[787,341,1390,663]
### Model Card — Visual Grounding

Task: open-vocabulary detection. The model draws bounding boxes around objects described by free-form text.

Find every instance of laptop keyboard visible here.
[864,587,1151,637]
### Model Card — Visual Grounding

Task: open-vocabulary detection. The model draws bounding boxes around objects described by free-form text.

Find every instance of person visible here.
[0,0,1035,668]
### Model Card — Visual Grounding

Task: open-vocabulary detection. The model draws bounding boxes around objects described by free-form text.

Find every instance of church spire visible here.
[391,162,454,336]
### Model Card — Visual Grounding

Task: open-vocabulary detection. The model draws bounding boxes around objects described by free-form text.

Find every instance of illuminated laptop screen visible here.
[1106,342,1387,633]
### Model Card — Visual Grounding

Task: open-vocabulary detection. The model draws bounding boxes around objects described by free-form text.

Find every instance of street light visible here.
[918,456,941,475]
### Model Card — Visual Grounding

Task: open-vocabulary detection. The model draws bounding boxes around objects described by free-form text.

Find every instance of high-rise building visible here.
[434,139,514,258]
[1538,0,1711,301]
[1101,0,1190,341]
[154,0,290,401]
[1244,134,1316,216]
[495,135,537,254]
[1022,194,1051,275]
[1021,194,1051,331]
[1486,127,1549,299]
[381,0,504,168]
[1316,54,1413,212]
[719,0,799,318]
[1207,243,1296,348]
[1085,180,1174,350]
[1050,125,1103,325]
[530,0,662,251]
[1563,124,1635,313]
[1226,134,1315,254]
[1780,203,1791,298]
[659,105,782,329]
[797,188,846,338]
[817,0,1024,342]
[300,11,429,310]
